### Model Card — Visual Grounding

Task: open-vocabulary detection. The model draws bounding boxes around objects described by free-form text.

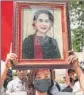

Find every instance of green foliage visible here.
[69,0,84,27]
[69,0,84,51]
[72,27,84,51]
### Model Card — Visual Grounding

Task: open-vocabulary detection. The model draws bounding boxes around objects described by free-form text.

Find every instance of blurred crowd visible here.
[1,52,84,95]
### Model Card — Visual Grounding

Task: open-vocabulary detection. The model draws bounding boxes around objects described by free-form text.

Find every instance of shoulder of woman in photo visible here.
[23,34,35,43]
[43,36,57,47]
[22,34,36,59]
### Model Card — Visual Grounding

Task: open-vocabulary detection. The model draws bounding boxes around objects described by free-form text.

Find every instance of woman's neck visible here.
[36,31,46,37]
[36,90,48,95]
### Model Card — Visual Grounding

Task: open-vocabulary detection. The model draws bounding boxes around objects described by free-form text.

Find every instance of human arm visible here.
[1,53,18,87]
[68,52,84,91]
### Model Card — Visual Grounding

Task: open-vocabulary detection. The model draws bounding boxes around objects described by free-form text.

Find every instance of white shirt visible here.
[1,87,6,95]
[7,91,27,95]
[73,81,84,95]
[6,77,27,95]
[51,81,61,95]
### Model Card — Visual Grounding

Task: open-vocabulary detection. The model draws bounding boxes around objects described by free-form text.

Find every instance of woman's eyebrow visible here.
[36,74,41,76]
[44,73,50,75]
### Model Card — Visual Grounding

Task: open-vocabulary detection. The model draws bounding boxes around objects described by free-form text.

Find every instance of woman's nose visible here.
[20,70,25,74]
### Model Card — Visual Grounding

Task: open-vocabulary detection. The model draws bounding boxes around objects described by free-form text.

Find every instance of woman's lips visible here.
[40,27,47,30]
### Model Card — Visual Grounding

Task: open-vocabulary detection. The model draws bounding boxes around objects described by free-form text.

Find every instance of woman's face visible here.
[35,69,51,80]
[33,69,52,93]
[69,72,77,80]
[17,70,27,80]
[34,13,52,34]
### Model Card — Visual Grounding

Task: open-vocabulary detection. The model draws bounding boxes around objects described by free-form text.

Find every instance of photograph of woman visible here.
[22,10,61,59]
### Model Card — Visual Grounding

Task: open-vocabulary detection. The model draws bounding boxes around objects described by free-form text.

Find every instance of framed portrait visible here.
[13,1,71,68]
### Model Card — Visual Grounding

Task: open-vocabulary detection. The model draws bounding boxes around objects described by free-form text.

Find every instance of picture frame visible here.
[13,1,71,69]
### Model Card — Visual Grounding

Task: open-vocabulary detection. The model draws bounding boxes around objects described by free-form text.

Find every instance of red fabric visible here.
[34,36,43,59]
[1,1,13,60]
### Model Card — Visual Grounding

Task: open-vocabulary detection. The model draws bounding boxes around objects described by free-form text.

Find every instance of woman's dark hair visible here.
[68,69,75,76]
[27,69,55,95]
[33,10,54,24]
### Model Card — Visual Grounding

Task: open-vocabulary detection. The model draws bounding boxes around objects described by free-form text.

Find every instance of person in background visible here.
[62,69,77,92]
[1,53,18,95]
[2,51,84,94]
[27,69,60,95]
[68,51,84,93]
[68,69,78,84]
[6,70,28,95]
[3,69,13,90]
[1,53,18,87]
[51,69,61,92]
[72,67,84,94]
